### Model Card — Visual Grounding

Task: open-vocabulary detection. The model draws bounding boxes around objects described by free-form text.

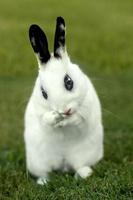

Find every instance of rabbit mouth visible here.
[57,108,74,118]
[63,108,72,116]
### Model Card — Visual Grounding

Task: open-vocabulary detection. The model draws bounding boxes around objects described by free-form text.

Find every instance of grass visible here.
[0,0,133,199]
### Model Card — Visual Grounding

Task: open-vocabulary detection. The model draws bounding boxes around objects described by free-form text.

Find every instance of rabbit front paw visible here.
[55,120,67,128]
[55,113,83,128]
[43,111,63,126]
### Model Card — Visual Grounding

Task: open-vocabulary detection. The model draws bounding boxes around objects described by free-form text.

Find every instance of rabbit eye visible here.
[64,74,73,91]
[41,86,48,99]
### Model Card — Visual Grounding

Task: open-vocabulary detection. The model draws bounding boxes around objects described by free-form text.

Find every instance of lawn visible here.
[0,0,133,199]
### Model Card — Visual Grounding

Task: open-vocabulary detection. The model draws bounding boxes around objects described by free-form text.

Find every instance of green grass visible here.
[0,0,133,199]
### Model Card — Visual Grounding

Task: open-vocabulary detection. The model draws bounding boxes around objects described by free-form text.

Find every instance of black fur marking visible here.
[29,24,50,63]
[54,17,65,58]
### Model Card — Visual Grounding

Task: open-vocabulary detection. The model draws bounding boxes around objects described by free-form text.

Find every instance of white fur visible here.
[24,53,104,184]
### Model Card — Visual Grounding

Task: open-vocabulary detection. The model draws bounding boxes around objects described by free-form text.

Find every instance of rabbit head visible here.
[29,17,88,116]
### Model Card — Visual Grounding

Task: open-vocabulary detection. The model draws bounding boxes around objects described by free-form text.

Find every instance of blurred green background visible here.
[0,0,133,76]
[0,0,133,199]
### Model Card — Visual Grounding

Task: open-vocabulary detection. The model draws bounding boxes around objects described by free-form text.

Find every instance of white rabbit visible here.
[24,17,104,185]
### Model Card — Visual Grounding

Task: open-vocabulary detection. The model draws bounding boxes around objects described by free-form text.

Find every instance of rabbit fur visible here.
[24,17,104,185]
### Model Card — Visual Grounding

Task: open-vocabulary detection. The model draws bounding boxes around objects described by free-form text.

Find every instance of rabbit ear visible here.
[54,17,66,58]
[29,24,50,64]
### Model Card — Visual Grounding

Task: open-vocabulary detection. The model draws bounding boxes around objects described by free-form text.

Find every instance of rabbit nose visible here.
[63,108,72,116]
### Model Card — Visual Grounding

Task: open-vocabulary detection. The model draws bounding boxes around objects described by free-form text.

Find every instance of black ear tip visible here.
[56,16,65,26]
[29,24,38,31]
[29,24,41,35]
